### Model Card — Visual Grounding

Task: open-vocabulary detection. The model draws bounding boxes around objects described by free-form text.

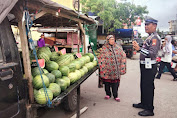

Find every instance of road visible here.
[39,53,177,118]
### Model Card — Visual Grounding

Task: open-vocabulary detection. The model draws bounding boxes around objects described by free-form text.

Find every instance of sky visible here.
[118,0,177,36]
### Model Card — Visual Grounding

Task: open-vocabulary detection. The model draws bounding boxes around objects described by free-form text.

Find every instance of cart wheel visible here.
[62,89,77,112]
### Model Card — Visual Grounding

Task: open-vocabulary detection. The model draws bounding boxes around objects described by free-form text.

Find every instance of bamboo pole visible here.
[77,30,80,53]
[18,20,34,103]
[78,22,86,54]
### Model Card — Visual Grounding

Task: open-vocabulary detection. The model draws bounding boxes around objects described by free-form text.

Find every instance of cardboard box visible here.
[45,37,56,41]
[44,38,55,46]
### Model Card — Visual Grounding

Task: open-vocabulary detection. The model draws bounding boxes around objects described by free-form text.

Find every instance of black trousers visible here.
[140,64,157,111]
[104,81,119,98]
[156,61,177,79]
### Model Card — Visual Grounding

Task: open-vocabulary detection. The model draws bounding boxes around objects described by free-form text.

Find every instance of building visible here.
[168,20,177,34]
[52,0,81,11]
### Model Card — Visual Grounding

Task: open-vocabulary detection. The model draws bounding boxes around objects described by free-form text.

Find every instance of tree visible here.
[81,0,148,33]
[81,0,116,32]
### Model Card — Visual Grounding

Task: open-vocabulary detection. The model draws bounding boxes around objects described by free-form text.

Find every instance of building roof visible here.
[0,0,96,26]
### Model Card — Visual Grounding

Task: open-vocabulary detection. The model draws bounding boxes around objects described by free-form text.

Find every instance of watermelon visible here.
[33,89,38,98]
[48,83,61,97]
[79,69,85,77]
[68,72,78,84]
[31,59,45,68]
[85,53,94,62]
[37,47,52,57]
[46,61,59,72]
[62,76,70,87]
[56,54,75,66]
[43,69,49,74]
[67,63,76,72]
[32,67,47,77]
[85,62,94,71]
[37,52,50,62]
[82,55,90,63]
[82,66,88,74]
[56,79,68,91]
[92,60,98,67]
[55,77,62,83]
[76,58,85,67]
[35,88,53,104]
[72,61,81,70]
[75,70,81,80]
[50,52,59,61]
[37,47,52,62]
[32,67,42,77]
[45,73,55,83]
[33,74,49,89]
[51,70,62,78]
[59,66,70,76]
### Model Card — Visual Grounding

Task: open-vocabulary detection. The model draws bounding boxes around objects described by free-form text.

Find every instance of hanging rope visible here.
[24,9,52,107]
[84,24,99,76]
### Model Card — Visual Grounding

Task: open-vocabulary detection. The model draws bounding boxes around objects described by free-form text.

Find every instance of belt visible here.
[140,60,156,64]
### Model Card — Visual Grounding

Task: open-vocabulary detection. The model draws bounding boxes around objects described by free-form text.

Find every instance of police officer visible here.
[132,16,161,116]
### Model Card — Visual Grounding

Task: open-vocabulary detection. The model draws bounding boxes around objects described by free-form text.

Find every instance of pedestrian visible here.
[171,39,177,57]
[37,34,45,47]
[116,38,123,48]
[156,35,177,81]
[98,35,126,102]
[171,40,177,72]
[132,16,161,116]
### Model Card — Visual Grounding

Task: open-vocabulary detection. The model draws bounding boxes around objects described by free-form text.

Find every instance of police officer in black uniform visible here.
[132,16,161,116]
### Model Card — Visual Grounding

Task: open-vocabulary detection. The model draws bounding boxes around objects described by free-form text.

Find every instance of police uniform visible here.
[133,16,161,116]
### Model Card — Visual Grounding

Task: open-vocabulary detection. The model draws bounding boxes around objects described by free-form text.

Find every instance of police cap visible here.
[145,16,158,25]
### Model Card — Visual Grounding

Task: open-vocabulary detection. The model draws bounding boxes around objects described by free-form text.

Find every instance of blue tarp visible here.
[115,29,133,38]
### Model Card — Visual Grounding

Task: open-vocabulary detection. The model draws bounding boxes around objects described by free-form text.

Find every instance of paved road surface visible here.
[39,53,177,118]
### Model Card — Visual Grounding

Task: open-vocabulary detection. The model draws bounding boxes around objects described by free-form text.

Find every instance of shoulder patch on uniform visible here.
[152,39,157,46]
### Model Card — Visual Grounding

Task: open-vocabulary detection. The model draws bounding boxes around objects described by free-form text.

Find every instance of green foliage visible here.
[81,0,148,33]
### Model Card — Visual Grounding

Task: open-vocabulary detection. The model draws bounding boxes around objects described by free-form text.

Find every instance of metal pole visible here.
[76,86,80,118]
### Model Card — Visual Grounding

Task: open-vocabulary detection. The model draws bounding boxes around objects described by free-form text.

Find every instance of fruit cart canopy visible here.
[27,0,96,26]
[0,0,96,26]
[115,29,133,38]
[0,0,18,24]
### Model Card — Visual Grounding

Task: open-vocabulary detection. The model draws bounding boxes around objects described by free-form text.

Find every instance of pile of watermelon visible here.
[31,47,97,104]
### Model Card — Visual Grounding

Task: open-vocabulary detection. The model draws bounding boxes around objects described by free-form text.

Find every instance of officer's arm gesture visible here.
[133,41,140,51]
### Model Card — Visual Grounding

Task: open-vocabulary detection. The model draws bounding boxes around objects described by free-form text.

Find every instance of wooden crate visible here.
[44,37,56,46]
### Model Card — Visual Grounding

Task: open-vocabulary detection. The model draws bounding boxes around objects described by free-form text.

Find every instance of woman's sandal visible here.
[115,97,120,102]
[104,95,110,100]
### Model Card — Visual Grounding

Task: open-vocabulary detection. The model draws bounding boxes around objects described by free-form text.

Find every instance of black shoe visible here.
[173,78,177,81]
[132,103,144,109]
[138,110,154,116]
[155,76,160,79]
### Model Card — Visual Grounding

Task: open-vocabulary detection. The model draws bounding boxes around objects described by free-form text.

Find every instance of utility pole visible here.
[78,0,80,13]
[176,14,177,35]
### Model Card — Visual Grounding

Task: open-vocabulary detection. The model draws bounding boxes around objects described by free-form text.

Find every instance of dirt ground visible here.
[39,53,177,118]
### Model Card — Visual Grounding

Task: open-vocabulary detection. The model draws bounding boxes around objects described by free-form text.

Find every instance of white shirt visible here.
[161,44,172,63]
